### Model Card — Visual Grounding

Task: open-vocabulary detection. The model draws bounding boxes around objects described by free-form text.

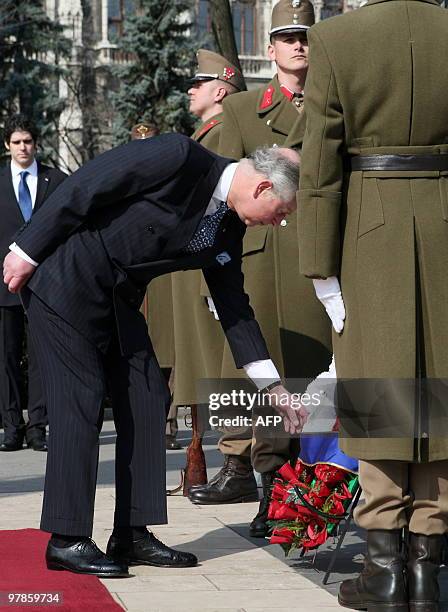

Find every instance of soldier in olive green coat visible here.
[298,1,448,609]
[171,51,245,408]
[189,0,332,539]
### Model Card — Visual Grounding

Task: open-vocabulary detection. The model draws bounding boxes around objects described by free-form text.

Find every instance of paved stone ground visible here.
[1,417,447,611]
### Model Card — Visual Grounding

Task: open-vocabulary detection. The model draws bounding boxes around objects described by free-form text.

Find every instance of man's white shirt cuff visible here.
[243,359,281,390]
[9,243,39,267]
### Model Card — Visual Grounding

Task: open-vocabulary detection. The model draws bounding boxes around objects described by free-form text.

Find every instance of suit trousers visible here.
[217,426,299,473]
[354,459,448,535]
[0,305,46,440]
[24,290,170,536]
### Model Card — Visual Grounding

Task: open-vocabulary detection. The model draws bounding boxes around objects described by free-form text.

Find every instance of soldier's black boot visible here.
[188,455,258,504]
[338,529,408,611]
[249,471,276,538]
[408,533,444,612]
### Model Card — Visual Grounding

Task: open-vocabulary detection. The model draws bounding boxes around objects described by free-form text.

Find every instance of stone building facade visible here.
[44,1,365,168]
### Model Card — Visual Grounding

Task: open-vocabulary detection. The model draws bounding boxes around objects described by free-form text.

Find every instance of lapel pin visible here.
[216,252,231,266]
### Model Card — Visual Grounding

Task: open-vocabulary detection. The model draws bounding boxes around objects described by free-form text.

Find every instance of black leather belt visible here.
[349,154,448,172]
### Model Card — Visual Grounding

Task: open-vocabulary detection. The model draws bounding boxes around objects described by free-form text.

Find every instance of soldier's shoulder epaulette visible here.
[195,117,222,140]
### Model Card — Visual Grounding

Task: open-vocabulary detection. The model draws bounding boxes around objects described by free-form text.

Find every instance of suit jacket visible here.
[15,134,269,366]
[297,0,448,461]
[0,162,67,307]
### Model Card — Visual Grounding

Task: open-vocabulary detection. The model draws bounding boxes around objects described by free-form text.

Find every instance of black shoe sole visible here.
[337,597,367,610]
[111,557,197,568]
[338,595,409,611]
[189,492,259,505]
[46,560,129,577]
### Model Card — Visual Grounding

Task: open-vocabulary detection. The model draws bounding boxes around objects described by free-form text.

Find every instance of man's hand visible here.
[3,252,36,293]
[267,384,309,434]
[312,277,346,333]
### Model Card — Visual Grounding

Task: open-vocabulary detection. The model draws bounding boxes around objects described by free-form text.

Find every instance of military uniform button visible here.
[266,119,271,126]
[280,219,288,227]
[146,225,154,233]
[422,432,428,438]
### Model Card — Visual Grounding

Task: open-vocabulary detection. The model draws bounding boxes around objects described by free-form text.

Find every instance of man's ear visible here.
[4,141,10,151]
[215,86,227,103]
[253,180,273,199]
[267,43,276,63]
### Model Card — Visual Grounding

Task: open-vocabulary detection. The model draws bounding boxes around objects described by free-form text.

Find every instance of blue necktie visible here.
[18,170,33,221]
[184,200,229,254]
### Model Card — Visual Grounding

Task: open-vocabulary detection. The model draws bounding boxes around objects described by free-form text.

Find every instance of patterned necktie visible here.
[18,170,33,221]
[184,200,229,254]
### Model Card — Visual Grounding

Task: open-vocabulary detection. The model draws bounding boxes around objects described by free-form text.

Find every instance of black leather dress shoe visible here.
[27,435,48,452]
[188,455,258,505]
[166,435,182,450]
[107,531,198,568]
[0,438,24,452]
[46,538,129,577]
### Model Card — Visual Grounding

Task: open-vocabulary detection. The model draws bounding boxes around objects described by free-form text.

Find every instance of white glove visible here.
[313,277,346,333]
[302,354,337,433]
[206,297,220,320]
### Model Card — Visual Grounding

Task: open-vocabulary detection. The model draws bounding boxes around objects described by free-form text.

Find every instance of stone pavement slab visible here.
[2,419,448,611]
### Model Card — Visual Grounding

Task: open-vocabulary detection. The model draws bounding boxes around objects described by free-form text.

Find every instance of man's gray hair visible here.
[247,146,299,202]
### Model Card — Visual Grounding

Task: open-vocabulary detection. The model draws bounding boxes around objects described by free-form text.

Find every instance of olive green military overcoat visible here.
[145,276,174,368]
[298,0,448,461]
[171,114,226,406]
[219,76,332,381]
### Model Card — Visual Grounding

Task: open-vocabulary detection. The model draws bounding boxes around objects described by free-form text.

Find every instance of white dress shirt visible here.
[9,161,281,385]
[205,162,238,215]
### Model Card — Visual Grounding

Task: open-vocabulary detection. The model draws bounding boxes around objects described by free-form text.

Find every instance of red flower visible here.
[270,527,295,545]
[295,504,319,523]
[310,481,332,498]
[302,523,328,549]
[271,482,288,501]
[295,461,315,484]
[275,505,300,521]
[333,482,352,502]
[267,500,283,520]
[325,498,346,519]
[278,463,300,486]
[315,464,347,486]
[303,490,325,509]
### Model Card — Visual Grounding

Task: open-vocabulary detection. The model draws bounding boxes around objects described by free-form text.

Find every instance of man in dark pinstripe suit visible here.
[3,134,304,577]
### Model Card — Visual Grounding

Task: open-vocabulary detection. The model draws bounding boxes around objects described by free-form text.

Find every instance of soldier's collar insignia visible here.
[260,85,275,110]
[280,84,296,101]
[222,66,235,81]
